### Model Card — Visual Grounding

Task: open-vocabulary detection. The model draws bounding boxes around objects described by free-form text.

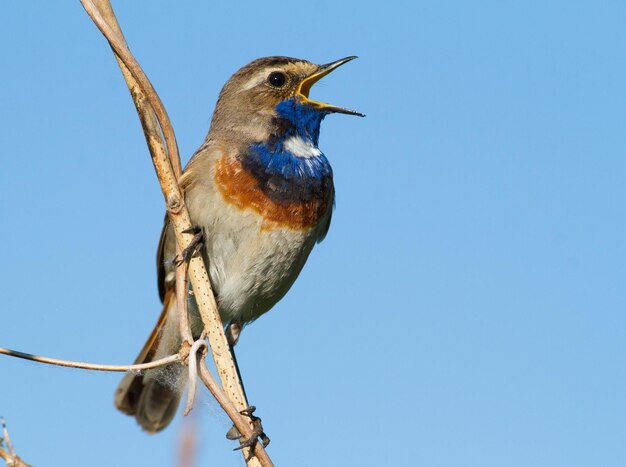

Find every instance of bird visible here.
[114,56,363,433]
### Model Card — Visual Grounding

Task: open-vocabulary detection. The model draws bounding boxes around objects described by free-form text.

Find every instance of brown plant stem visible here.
[0,347,180,372]
[198,362,274,467]
[0,418,31,467]
[79,1,270,465]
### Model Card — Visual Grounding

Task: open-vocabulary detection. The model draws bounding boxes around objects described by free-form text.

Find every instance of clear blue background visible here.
[1,1,625,466]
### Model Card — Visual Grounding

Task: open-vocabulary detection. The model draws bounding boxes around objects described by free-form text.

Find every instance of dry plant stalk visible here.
[80,1,271,465]
[0,2,272,464]
[0,337,247,457]
[0,418,31,467]
[0,347,180,372]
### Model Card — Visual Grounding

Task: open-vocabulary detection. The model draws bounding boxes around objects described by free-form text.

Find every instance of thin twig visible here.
[79,0,182,178]
[177,413,198,467]
[0,347,180,372]
[1,418,14,458]
[184,337,207,416]
[0,418,31,467]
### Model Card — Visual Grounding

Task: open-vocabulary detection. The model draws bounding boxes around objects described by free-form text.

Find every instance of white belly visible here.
[189,187,322,325]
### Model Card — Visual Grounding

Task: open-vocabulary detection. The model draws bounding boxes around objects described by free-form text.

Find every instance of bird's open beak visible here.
[297,56,365,117]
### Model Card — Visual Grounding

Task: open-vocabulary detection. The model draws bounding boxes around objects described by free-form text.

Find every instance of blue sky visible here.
[1,1,625,466]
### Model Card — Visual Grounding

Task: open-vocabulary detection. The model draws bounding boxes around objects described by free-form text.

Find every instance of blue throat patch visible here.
[242,98,334,204]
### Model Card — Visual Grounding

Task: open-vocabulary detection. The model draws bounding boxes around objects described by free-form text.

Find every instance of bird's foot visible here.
[175,225,204,266]
[226,406,270,453]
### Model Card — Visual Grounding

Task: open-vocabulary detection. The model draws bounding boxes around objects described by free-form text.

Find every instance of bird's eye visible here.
[268,72,286,88]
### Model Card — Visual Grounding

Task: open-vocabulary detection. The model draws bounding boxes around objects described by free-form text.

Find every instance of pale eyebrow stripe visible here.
[240,69,278,91]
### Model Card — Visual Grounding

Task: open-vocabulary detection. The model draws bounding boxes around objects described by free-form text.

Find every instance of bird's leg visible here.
[175,225,204,266]
[224,321,269,452]
[225,320,247,400]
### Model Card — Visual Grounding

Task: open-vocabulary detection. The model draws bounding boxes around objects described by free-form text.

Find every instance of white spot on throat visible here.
[283,135,322,159]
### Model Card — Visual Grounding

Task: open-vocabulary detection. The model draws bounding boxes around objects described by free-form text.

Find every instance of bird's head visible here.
[208,56,363,145]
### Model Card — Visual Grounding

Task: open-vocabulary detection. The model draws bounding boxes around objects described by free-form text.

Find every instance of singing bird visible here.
[115,56,363,432]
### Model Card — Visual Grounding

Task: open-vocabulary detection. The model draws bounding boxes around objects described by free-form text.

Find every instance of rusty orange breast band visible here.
[214,155,331,230]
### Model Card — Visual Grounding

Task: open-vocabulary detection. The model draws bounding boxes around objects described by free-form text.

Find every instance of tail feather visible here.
[135,366,184,432]
[114,290,184,433]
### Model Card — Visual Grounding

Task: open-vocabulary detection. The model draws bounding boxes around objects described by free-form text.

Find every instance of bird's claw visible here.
[175,225,204,266]
[226,406,270,453]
